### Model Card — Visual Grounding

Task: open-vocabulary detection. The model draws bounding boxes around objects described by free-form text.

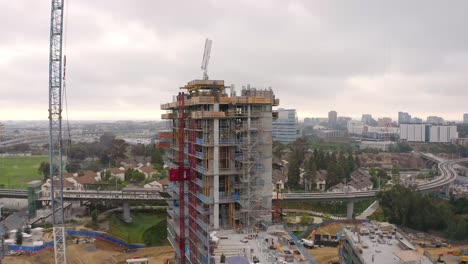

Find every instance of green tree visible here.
[288,157,301,187]
[109,139,128,162]
[151,148,164,165]
[38,161,50,181]
[131,143,147,157]
[273,141,286,158]
[303,160,317,191]
[101,170,111,181]
[91,209,98,223]
[100,132,116,148]
[300,214,314,225]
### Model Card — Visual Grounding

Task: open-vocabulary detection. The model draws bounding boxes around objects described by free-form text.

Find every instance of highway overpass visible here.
[277,157,468,219]
[0,155,465,220]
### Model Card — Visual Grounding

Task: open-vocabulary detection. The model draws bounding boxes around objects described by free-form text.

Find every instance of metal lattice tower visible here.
[48,0,67,263]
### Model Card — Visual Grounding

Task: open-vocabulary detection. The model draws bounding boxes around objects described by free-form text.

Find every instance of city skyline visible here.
[1,0,468,120]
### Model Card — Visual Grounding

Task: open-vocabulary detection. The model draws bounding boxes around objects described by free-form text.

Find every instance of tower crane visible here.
[201,38,212,80]
[48,0,67,263]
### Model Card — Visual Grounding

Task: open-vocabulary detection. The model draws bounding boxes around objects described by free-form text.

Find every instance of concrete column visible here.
[123,202,132,223]
[347,201,354,220]
[445,184,450,197]
[213,103,220,229]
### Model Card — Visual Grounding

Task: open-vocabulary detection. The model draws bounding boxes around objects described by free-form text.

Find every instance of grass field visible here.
[108,212,168,246]
[0,155,48,188]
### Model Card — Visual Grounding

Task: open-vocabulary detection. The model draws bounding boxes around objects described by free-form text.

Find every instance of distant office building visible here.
[328,111,337,127]
[377,117,392,127]
[316,129,345,139]
[411,117,422,124]
[426,116,445,125]
[337,116,352,127]
[361,114,376,126]
[400,124,458,143]
[272,108,300,144]
[429,126,458,143]
[398,111,412,124]
[347,120,364,135]
[464,113,468,123]
[400,124,428,142]
[0,122,4,140]
[304,117,329,126]
[303,117,316,126]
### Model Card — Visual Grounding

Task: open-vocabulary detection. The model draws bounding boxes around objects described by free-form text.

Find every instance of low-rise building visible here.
[315,170,327,191]
[74,171,100,188]
[347,120,364,135]
[316,129,345,139]
[138,165,156,179]
[360,141,394,151]
[340,223,432,264]
[108,167,125,180]
[329,169,373,192]
[143,180,163,191]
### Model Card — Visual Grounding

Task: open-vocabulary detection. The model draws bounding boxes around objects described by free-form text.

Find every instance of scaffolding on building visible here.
[164,80,278,264]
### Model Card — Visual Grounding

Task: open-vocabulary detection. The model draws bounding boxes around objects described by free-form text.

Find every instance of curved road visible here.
[278,157,468,201]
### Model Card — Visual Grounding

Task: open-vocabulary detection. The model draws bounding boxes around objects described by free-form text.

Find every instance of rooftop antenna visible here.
[201,38,212,80]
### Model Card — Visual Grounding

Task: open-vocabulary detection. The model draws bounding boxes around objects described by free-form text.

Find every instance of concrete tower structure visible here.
[161,79,278,263]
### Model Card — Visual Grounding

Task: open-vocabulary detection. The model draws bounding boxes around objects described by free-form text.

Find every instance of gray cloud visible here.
[0,0,467,121]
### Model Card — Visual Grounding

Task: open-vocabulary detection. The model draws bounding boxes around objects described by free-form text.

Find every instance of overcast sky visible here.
[1,0,467,121]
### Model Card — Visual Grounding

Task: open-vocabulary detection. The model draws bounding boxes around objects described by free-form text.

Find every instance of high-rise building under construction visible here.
[161,79,279,263]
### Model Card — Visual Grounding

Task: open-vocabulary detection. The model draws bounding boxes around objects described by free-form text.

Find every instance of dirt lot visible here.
[4,240,174,264]
[308,247,339,264]
[305,222,360,240]
[359,153,425,169]
[305,222,361,264]
[416,246,464,264]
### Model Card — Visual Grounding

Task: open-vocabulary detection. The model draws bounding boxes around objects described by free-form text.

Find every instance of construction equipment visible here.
[48,0,67,263]
[460,248,468,264]
[201,39,212,80]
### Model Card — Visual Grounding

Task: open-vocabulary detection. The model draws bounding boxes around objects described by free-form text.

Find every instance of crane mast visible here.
[48,0,67,263]
[201,39,212,80]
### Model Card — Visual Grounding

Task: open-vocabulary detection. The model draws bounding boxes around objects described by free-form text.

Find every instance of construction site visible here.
[161,77,298,263]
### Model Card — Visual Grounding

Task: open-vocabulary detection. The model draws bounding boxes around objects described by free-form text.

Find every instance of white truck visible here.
[300,238,315,249]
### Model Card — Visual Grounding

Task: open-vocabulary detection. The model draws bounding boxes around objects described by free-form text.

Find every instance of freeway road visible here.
[278,157,468,201]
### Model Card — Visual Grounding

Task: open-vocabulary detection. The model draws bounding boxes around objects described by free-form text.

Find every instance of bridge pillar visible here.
[123,202,132,223]
[347,201,354,220]
[445,184,450,197]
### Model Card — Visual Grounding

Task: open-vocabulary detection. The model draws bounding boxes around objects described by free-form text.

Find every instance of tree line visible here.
[286,138,360,191]
[38,132,165,181]
[378,185,468,240]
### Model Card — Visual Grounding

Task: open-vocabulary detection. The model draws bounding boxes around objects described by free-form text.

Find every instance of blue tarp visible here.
[7,230,144,252]
[7,241,54,252]
[67,230,145,249]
